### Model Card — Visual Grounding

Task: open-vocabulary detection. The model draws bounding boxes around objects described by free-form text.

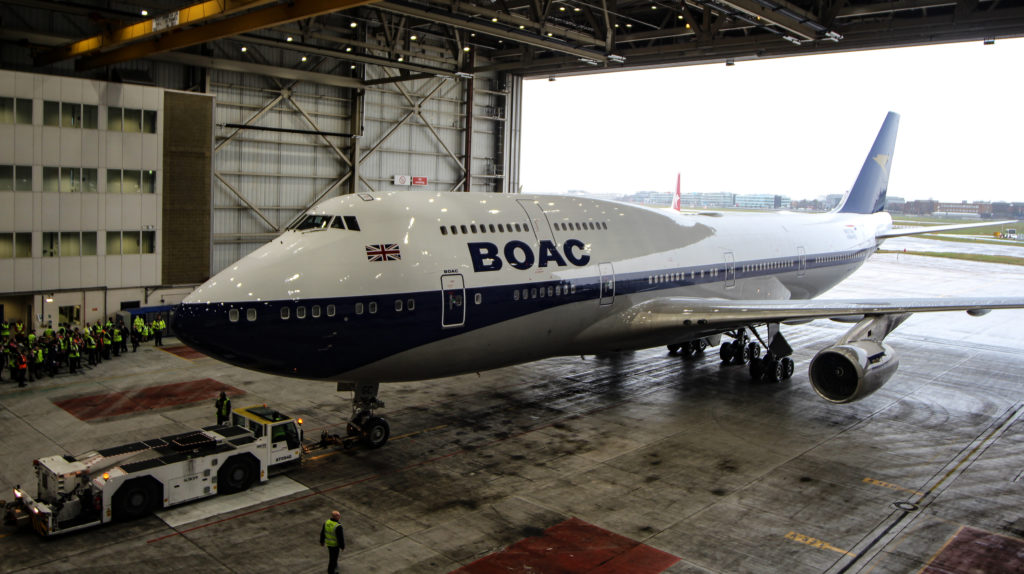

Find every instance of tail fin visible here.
[672,173,681,211]
[838,111,900,214]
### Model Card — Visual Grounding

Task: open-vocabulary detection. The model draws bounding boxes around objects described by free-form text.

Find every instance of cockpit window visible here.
[344,216,361,231]
[294,215,332,231]
[330,217,346,230]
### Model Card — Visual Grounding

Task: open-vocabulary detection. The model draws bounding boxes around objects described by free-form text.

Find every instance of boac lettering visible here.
[468,239,591,272]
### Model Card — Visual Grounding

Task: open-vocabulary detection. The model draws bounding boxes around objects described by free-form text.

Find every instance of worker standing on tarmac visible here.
[319,510,345,574]
[215,392,231,425]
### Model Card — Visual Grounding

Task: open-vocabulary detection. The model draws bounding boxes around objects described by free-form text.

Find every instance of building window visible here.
[60,232,80,256]
[0,233,32,258]
[43,167,59,193]
[107,107,123,131]
[143,110,158,133]
[61,167,80,192]
[43,101,60,126]
[83,105,98,129]
[61,102,81,128]
[122,231,140,254]
[82,232,97,256]
[42,232,59,257]
[106,231,121,255]
[142,170,156,193]
[106,169,121,193]
[0,166,11,191]
[141,231,155,254]
[82,168,97,193]
[123,170,141,193]
[123,108,142,133]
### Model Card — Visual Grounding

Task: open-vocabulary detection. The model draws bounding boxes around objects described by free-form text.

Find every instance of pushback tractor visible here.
[4,405,351,536]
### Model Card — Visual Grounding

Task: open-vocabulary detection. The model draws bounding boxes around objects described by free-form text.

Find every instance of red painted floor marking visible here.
[451,517,680,574]
[921,526,1024,574]
[161,345,206,360]
[54,379,244,421]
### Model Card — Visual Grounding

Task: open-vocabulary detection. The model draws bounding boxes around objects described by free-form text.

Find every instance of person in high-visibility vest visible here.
[30,344,44,382]
[111,327,122,357]
[215,392,231,426]
[68,340,81,374]
[319,510,345,574]
[14,346,28,387]
[152,315,166,347]
[84,333,98,366]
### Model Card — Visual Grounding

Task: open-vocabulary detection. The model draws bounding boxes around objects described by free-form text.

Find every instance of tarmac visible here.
[1,243,1023,574]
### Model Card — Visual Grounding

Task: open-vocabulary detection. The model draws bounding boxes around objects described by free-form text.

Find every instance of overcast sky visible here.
[520,37,1024,203]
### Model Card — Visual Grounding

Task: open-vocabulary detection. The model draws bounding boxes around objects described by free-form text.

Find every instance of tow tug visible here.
[4,405,356,536]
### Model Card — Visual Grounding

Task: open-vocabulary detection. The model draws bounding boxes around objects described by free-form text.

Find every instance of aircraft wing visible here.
[878,219,1019,239]
[625,296,1024,334]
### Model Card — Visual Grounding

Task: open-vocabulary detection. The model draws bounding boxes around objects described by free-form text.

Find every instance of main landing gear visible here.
[338,382,390,449]
[670,326,796,383]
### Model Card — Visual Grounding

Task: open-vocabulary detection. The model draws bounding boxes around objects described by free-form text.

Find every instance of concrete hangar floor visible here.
[2,238,1023,574]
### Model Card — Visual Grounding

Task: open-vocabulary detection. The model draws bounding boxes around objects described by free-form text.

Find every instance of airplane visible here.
[172,111,1024,449]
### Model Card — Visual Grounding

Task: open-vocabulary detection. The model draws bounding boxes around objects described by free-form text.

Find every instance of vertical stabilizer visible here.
[838,111,900,214]
[672,173,682,211]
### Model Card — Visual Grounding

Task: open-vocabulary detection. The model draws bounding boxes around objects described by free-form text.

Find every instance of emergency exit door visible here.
[441,274,466,328]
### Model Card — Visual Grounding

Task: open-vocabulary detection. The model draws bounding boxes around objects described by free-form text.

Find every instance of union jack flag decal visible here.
[365,243,402,262]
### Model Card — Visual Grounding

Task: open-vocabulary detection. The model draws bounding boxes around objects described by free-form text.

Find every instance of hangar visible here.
[1,1,1024,573]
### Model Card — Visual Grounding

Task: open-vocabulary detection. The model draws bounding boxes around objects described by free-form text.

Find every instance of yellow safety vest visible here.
[323,520,339,547]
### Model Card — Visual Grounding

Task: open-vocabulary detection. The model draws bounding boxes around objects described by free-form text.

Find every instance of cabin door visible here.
[599,262,615,306]
[441,274,466,328]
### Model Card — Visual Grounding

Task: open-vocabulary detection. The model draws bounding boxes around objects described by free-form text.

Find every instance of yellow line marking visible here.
[785,531,857,557]
[862,477,924,497]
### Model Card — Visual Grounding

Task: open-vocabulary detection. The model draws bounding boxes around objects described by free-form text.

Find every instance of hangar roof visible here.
[2,0,1023,81]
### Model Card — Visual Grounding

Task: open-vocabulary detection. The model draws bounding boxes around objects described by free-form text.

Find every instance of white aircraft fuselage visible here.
[174,191,891,383]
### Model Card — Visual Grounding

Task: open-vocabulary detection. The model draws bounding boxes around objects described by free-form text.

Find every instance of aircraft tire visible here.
[764,360,784,383]
[362,417,390,449]
[696,339,708,353]
[667,344,681,355]
[746,342,761,361]
[781,357,795,379]
[720,342,734,364]
[680,343,697,360]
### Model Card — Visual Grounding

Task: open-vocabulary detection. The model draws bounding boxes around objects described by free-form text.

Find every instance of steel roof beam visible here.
[73,0,381,70]
[710,0,825,41]
[237,34,460,77]
[374,0,610,62]
[37,0,281,66]
[149,52,365,89]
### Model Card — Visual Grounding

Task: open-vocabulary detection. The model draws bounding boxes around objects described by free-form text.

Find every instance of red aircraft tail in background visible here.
[671,173,681,211]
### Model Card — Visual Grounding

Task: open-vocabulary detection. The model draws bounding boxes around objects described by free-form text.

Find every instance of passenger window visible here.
[489,224,496,233]
[497,224,505,232]
[331,217,346,229]
[451,226,458,235]
[514,290,520,301]
[440,226,448,235]
[555,286,562,296]
[531,288,538,298]
[407,298,415,311]
[395,299,403,312]
[474,293,482,305]
[343,216,360,231]
[355,302,364,315]
[247,308,257,322]
[312,305,321,318]
[547,286,553,297]
[369,301,378,314]
[228,309,239,323]
[515,224,522,232]
[570,285,576,294]
[280,307,291,320]
[524,224,530,232]
[296,306,306,319]
[471,224,478,233]
[461,225,468,234]
[326,304,336,317]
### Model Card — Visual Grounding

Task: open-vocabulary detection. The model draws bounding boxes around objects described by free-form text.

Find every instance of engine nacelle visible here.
[809,340,899,403]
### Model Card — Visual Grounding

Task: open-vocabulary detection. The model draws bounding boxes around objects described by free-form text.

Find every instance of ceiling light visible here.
[286,36,293,42]
[350,65,357,69]
[492,17,498,22]
[559,6,565,10]
[519,25,525,29]
[651,5,657,9]
[463,46,471,52]
[241,46,247,52]
[346,47,352,52]
[574,7,581,11]
[547,32,553,37]
[410,34,417,40]
[140,9,148,16]
[685,22,691,28]
[397,56,404,62]
[301,56,307,62]
[350,22,358,28]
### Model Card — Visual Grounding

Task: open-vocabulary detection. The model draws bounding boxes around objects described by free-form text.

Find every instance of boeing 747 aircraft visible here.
[173,112,1024,449]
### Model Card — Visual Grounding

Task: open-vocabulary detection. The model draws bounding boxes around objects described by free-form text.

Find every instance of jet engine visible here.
[809,340,898,403]
[807,313,910,404]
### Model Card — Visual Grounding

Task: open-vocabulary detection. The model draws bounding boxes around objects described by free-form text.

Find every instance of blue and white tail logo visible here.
[838,112,900,214]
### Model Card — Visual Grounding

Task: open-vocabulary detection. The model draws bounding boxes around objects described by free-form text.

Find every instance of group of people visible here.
[0,315,167,387]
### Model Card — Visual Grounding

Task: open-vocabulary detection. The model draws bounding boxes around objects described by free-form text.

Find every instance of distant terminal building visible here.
[934,201,991,218]
[677,192,736,208]
[735,194,791,210]
[627,190,674,206]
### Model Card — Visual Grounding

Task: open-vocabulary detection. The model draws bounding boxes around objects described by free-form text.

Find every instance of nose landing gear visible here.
[338,382,390,449]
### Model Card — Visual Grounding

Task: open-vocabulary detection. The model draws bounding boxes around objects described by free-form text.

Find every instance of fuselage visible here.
[173,192,892,382]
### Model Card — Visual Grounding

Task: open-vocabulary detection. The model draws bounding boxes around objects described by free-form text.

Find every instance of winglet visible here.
[838,111,900,214]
